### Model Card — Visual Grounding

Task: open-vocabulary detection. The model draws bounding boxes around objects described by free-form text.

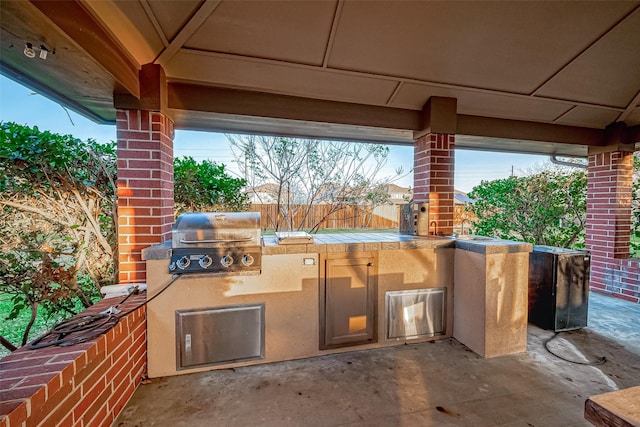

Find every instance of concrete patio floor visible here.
[115,292,640,427]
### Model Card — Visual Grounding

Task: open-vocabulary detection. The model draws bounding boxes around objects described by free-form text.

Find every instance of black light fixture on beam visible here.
[38,45,52,59]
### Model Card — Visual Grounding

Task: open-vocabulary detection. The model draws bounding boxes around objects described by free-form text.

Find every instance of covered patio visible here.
[1,1,640,426]
[2,1,640,296]
[117,292,640,426]
[2,1,639,299]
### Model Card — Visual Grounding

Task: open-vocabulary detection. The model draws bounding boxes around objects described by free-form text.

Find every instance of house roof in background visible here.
[455,191,475,205]
[385,184,411,194]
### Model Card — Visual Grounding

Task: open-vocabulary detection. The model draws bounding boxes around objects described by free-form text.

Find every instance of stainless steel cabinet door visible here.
[386,288,446,340]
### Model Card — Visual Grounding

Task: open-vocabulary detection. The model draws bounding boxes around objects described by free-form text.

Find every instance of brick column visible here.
[413,133,455,235]
[586,147,635,298]
[117,110,174,283]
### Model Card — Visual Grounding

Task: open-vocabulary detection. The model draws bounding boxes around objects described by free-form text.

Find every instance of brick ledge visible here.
[0,293,147,427]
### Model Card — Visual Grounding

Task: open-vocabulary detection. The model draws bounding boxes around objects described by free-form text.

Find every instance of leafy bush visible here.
[0,121,117,285]
[0,123,248,352]
[630,154,640,257]
[174,156,248,213]
[468,170,587,248]
[0,122,116,350]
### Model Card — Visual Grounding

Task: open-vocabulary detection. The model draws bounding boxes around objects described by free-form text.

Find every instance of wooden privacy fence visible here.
[250,204,400,230]
[249,204,474,230]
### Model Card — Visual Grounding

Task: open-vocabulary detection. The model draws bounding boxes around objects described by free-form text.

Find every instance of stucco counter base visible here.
[453,240,533,358]
[142,234,456,378]
[142,233,531,377]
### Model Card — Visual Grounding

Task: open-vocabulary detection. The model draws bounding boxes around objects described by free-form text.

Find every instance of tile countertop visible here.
[454,237,533,255]
[142,233,532,260]
[261,232,455,255]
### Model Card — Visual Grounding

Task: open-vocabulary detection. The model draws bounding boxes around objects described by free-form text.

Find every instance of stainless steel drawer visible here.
[175,303,265,369]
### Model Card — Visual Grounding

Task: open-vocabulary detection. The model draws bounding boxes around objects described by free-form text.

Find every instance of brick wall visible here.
[414,133,455,235]
[0,294,147,427]
[587,149,640,303]
[117,110,174,284]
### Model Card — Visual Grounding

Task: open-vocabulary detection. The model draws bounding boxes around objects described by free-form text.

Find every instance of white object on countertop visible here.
[100,284,147,299]
[275,231,314,244]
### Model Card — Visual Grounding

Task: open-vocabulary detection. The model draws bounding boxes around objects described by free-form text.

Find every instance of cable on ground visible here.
[543,332,607,366]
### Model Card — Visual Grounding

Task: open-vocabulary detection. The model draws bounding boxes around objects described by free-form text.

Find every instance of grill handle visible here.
[179,237,253,244]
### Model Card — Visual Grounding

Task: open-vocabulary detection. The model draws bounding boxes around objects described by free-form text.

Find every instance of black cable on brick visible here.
[28,274,182,350]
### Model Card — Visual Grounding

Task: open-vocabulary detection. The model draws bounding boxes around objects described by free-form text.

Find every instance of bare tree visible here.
[349,182,392,228]
[229,135,405,231]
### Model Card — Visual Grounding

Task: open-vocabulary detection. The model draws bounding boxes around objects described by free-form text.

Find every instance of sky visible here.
[0,75,551,193]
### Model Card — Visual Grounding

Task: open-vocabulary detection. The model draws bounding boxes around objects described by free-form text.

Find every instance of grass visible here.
[631,234,640,258]
[0,293,80,358]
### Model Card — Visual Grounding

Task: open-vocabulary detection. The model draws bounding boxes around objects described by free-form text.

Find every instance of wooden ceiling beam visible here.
[167,82,608,147]
[414,97,457,138]
[154,0,222,65]
[0,62,111,124]
[322,0,344,68]
[31,0,140,97]
[168,83,421,131]
[114,64,169,116]
[617,89,640,122]
[628,124,640,144]
[457,114,605,147]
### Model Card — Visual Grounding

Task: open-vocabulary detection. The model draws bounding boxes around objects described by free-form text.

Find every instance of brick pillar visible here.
[413,133,455,235]
[117,110,174,283]
[586,148,633,290]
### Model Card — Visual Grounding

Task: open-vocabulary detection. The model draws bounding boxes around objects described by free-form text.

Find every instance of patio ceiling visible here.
[2,1,640,155]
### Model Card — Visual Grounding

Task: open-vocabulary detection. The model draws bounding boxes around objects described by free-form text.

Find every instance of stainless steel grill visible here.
[169,212,262,274]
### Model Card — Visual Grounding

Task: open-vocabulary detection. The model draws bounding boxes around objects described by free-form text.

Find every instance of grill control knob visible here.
[176,256,191,269]
[241,254,255,267]
[220,255,234,268]
[199,255,213,269]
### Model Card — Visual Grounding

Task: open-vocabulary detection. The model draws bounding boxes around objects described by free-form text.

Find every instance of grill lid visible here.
[172,212,261,248]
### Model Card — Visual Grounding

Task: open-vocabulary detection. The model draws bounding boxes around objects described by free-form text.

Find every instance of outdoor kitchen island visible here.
[142,233,531,378]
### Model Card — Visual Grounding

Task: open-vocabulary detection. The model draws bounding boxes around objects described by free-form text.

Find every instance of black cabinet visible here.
[528,246,590,331]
